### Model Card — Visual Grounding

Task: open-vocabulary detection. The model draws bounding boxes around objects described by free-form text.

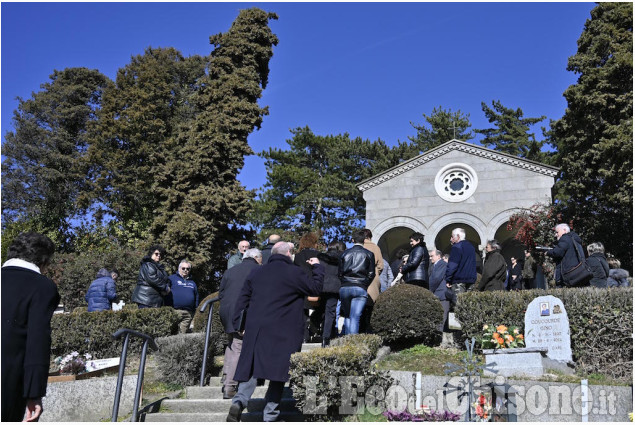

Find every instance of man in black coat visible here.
[226,241,324,422]
[546,223,589,287]
[260,234,280,265]
[2,232,60,422]
[477,240,507,291]
[218,248,262,399]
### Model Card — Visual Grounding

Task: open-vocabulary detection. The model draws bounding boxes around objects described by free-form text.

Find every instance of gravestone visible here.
[524,295,573,371]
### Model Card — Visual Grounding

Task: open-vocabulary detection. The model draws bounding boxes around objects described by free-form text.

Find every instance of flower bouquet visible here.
[473,392,492,422]
[481,324,524,349]
[54,352,92,375]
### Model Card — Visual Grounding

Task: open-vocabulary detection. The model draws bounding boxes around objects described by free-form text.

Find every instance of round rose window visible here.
[434,163,478,202]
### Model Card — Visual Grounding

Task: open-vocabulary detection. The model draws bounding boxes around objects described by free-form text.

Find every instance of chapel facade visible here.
[357,139,559,262]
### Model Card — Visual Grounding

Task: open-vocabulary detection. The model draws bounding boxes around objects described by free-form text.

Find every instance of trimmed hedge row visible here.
[50,307,180,359]
[454,287,633,379]
[289,334,393,421]
[155,333,218,386]
[191,292,228,356]
[371,284,444,349]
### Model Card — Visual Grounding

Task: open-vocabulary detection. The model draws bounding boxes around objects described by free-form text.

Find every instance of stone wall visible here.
[41,375,138,422]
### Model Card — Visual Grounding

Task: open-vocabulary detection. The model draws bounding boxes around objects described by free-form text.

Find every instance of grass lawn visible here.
[375,344,471,375]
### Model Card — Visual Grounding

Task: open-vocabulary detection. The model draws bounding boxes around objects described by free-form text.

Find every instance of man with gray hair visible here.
[227,240,251,269]
[445,228,477,293]
[219,248,263,398]
[477,240,507,291]
[546,223,590,287]
[165,259,199,333]
[226,242,324,421]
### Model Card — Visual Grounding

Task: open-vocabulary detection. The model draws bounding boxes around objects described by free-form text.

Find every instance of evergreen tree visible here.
[1,68,111,249]
[549,2,633,269]
[251,127,393,241]
[476,100,548,162]
[89,47,206,243]
[408,106,473,149]
[150,8,279,289]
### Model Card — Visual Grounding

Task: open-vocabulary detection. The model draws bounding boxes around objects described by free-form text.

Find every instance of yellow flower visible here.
[483,325,489,330]
[496,325,508,333]
[513,328,520,334]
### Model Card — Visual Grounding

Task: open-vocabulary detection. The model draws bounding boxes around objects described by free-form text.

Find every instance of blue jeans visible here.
[339,286,368,335]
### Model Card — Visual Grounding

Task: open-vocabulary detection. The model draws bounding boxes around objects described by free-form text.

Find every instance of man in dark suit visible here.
[428,249,453,348]
[2,232,60,422]
[218,248,262,399]
[226,241,324,422]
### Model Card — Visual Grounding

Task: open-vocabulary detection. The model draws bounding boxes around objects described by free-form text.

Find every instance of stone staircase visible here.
[143,342,322,422]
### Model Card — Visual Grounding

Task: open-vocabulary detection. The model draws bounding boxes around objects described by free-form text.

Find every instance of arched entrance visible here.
[494,223,526,263]
[377,226,415,263]
[434,223,482,256]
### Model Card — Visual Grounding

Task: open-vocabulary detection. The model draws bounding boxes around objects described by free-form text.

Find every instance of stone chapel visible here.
[358,139,559,262]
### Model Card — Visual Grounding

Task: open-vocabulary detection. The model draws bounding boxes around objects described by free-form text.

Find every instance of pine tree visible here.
[251,127,393,242]
[476,100,548,162]
[409,106,473,148]
[1,68,111,249]
[150,8,279,288]
[549,2,633,269]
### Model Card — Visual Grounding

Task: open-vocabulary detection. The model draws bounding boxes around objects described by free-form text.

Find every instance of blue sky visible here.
[1,2,595,192]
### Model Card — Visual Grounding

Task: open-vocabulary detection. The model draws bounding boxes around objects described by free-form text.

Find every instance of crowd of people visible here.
[1,224,631,421]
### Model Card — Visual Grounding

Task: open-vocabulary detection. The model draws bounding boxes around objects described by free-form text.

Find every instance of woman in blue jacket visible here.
[85,268,117,312]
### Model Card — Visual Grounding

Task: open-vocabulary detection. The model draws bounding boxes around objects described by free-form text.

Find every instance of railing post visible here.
[110,328,159,422]
[111,333,130,422]
[199,296,220,387]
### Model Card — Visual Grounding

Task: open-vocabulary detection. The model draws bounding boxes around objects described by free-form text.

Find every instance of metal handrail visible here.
[199,296,220,386]
[111,328,159,422]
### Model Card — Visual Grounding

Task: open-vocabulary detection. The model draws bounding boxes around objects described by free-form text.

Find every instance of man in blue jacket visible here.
[445,228,477,294]
[85,268,117,312]
[164,260,199,333]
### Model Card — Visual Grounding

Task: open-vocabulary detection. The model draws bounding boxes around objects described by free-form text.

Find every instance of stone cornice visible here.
[358,140,560,192]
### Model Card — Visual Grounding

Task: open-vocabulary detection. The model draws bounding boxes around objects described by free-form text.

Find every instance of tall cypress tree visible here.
[549,2,633,269]
[476,100,548,162]
[151,8,279,288]
[1,68,111,249]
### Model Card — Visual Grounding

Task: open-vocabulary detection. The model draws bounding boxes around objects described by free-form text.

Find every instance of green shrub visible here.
[191,292,227,356]
[290,334,393,421]
[370,284,444,349]
[48,245,145,311]
[51,307,180,359]
[155,333,218,386]
[454,287,633,379]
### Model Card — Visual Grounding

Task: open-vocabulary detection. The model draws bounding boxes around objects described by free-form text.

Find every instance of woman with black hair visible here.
[131,245,171,308]
[2,232,60,422]
[400,232,430,289]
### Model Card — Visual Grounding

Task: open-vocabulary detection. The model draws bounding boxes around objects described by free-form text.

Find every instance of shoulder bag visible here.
[562,240,593,287]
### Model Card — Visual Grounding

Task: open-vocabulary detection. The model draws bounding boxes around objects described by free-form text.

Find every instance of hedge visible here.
[155,333,218,386]
[454,287,633,379]
[50,307,180,359]
[191,292,228,356]
[289,334,393,421]
[370,284,444,349]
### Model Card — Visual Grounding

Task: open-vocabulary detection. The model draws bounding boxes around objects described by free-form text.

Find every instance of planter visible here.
[48,365,119,383]
[482,347,548,378]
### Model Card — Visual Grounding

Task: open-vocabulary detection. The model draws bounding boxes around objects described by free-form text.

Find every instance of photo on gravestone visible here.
[524,295,575,374]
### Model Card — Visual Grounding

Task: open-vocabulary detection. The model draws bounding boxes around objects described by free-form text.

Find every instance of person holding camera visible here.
[545,223,590,287]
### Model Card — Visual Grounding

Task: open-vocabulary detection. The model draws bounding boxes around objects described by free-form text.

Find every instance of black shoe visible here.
[321,337,330,348]
[226,401,244,422]
[223,386,237,399]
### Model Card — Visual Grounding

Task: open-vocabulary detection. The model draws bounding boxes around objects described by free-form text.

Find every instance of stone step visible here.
[144,411,306,422]
[301,342,322,352]
[161,398,299,414]
[186,385,293,400]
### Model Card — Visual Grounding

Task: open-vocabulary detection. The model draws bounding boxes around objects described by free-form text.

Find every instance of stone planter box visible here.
[41,375,138,422]
[482,347,549,378]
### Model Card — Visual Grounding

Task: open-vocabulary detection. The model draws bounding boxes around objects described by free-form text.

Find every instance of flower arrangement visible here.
[383,409,461,422]
[473,392,492,422]
[481,324,525,349]
[54,352,92,375]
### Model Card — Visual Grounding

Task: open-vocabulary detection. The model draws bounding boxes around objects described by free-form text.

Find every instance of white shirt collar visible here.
[2,258,41,274]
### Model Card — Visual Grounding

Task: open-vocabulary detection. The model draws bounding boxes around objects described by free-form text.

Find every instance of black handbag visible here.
[561,240,593,287]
